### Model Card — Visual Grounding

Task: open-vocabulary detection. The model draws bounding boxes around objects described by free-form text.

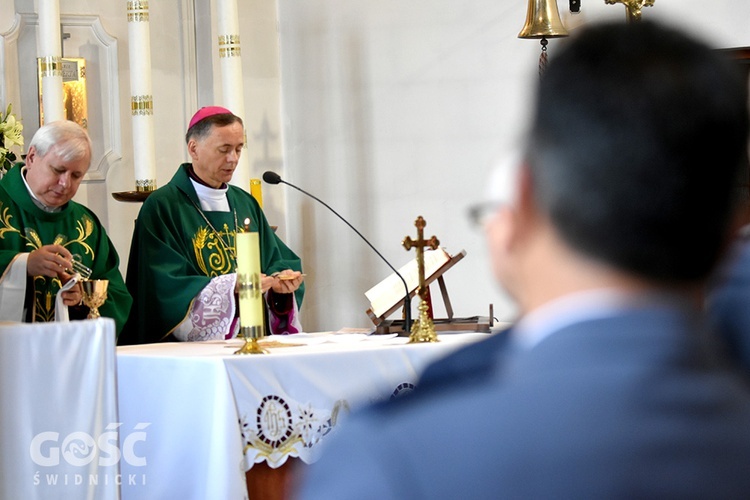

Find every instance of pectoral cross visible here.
[402,216,440,343]
[604,0,655,22]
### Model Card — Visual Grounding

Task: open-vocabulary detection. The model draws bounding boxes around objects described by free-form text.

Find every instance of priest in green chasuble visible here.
[0,121,132,334]
[120,107,304,344]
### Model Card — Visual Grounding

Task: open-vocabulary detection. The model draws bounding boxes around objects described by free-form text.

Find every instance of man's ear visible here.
[729,202,750,237]
[489,170,527,255]
[187,139,199,161]
[24,146,37,167]
[515,164,540,229]
[718,203,750,259]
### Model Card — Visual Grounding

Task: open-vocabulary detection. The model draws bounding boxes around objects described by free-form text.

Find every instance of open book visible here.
[365,247,463,322]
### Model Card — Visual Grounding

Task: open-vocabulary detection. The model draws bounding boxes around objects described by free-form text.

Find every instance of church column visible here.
[216,0,250,190]
[37,0,65,123]
[127,0,157,194]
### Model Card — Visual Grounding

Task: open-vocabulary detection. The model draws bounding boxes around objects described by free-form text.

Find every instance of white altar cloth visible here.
[0,319,119,500]
[117,332,487,499]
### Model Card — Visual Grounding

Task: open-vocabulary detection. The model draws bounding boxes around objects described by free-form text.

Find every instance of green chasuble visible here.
[121,163,304,344]
[0,165,132,334]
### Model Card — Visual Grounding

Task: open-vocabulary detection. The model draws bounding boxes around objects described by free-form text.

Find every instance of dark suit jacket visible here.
[708,239,750,376]
[298,304,750,499]
[415,325,510,394]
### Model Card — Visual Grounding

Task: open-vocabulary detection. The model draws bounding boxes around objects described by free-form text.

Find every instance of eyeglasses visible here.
[467,202,502,228]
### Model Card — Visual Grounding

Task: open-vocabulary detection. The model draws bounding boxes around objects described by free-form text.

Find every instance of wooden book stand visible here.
[365,249,492,335]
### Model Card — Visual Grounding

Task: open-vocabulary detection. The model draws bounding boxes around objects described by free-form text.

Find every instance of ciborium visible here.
[81,279,108,319]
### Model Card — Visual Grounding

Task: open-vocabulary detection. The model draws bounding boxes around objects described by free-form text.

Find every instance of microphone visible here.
[262,171,282,185]
[263,170,412,334]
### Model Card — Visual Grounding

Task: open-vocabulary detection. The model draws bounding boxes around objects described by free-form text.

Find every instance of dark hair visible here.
[525,21,749,284]
[185,113,243,143]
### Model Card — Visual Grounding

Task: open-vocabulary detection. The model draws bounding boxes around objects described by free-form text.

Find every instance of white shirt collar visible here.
[190,178,230,212]
[512,288,645,350]
[21,167,62,213]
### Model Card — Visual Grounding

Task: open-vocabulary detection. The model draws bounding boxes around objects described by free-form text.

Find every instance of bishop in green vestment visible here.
[121,107,304,344]
[0,121,131,334]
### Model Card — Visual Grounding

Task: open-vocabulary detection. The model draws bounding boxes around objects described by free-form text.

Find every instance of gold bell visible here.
[518,0,569,39]
[518,0,569,78]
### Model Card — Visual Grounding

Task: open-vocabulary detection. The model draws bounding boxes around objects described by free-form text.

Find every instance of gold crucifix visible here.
[402,216,440,343]
[604,0,655,22]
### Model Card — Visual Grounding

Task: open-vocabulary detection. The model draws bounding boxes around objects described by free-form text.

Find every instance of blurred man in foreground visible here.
[297,21,750,498]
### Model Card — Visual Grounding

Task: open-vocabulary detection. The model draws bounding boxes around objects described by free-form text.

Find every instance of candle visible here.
[217,0,249,190]
[38,0,62,57]
[38,0,65,123]
[250,178,263,208]
[127,0,157,192]
[235,219,264,337]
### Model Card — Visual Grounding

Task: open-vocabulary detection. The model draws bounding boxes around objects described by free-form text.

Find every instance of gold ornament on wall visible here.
[604,0,655,22]
[37,57,88,128]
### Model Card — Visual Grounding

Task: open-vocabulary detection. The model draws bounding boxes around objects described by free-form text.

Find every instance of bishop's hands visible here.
[235,270,305,295]
[270,270,304,294]
[27,244,84,306]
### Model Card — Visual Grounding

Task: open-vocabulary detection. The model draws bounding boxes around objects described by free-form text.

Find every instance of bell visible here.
[518,0,569,39]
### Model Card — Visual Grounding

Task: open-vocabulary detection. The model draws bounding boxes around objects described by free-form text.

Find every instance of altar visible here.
[117,331,488,499]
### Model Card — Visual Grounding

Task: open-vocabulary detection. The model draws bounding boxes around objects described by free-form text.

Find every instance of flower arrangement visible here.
[0,104,24,177]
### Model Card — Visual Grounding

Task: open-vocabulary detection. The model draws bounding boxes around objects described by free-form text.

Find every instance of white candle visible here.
[38,0,61,57]
[37,0,65,123]
[235,220,264,336]
[216,0,250,190]
[127,0,157,192]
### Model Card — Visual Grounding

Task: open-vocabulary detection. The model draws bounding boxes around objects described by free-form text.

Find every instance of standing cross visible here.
[402,216,439,302]
[604,0,655,22]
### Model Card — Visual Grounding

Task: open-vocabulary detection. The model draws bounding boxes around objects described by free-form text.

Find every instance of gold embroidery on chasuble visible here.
[0,204,21,240]
[192,223,237,277]
[0,203,97,322]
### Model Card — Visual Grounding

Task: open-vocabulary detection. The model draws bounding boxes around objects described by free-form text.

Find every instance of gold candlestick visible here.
[402,216,440,343]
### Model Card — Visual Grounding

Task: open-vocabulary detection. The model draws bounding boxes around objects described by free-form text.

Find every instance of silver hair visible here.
[28,120,92,164]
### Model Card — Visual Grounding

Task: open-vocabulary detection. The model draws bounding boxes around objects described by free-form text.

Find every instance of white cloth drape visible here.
[115,332,486,499]
[0,254,28,322]
[0,319,119,500]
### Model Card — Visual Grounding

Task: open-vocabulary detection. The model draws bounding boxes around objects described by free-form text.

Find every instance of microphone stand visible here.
[272,177,412,334]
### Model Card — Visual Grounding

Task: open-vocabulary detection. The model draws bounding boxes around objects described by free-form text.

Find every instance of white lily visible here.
[0,104,23,150]
[0,104,24,175]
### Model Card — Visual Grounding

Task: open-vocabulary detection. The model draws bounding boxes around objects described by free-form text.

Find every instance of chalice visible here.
[81,279,108,319]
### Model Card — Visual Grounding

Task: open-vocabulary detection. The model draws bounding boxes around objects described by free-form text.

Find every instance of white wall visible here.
[1,0,749,333]
[277,0,750,331]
